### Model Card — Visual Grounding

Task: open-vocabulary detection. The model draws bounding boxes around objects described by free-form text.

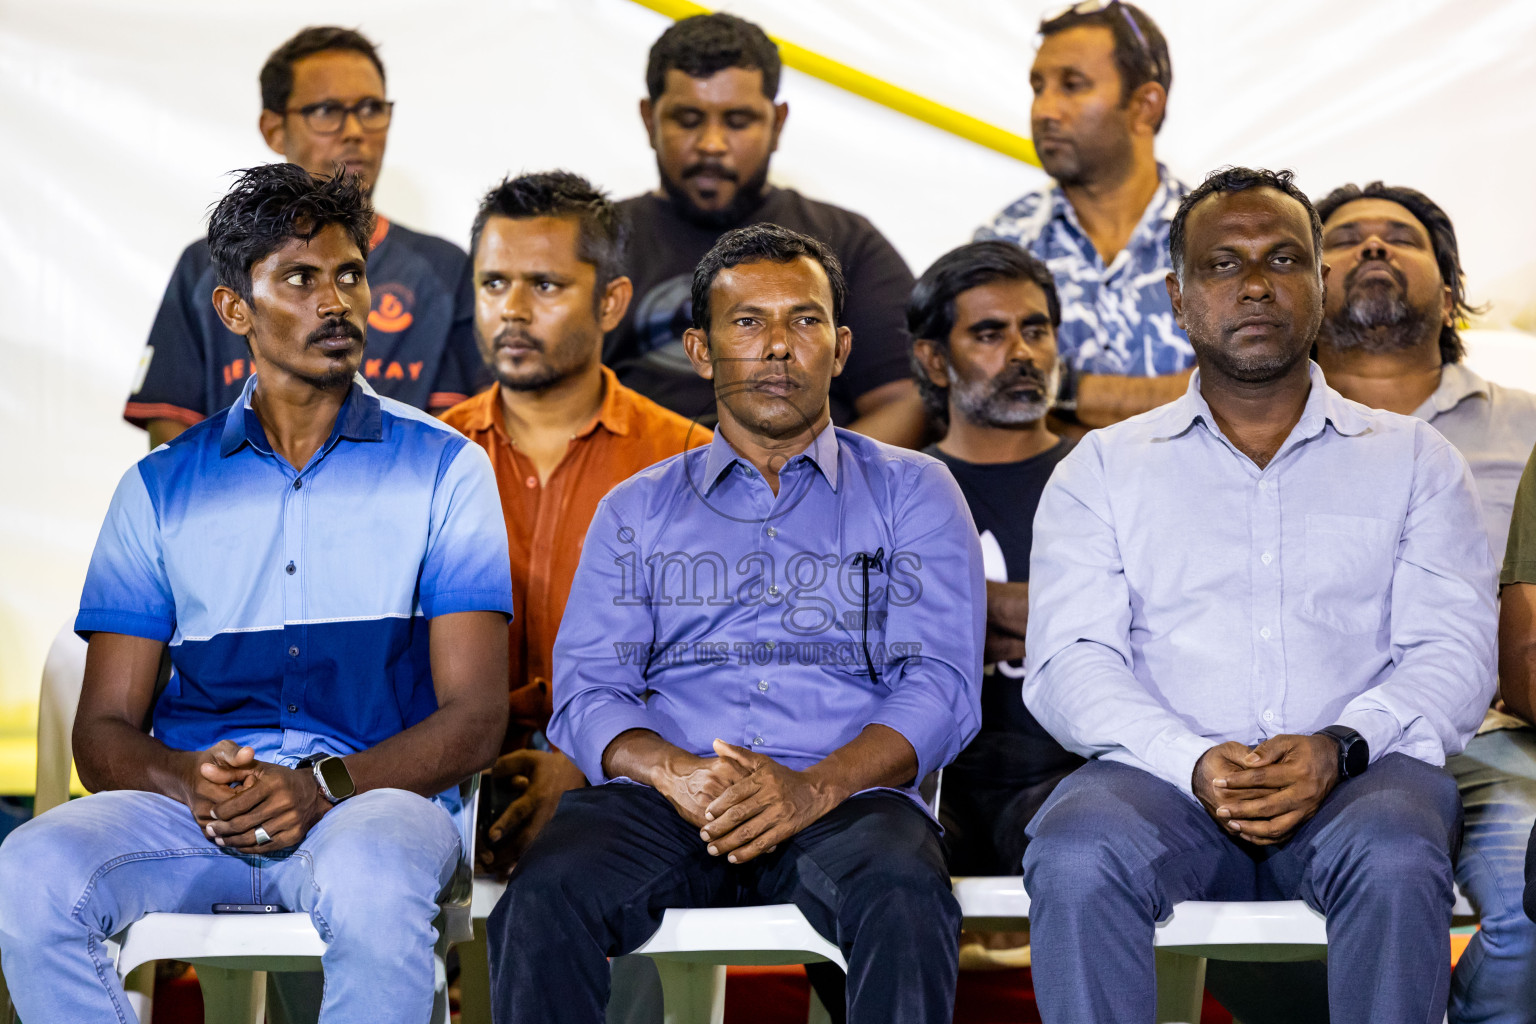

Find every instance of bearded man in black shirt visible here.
[911,241,1084,876]
[612,13,926,446]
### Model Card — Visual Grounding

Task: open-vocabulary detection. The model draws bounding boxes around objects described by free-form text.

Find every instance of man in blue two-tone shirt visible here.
[488,224,984,1024]
[125,26,487,448]
[0,165,512,1024]
[978,2,1192,429]
[1021,168,1496,1024]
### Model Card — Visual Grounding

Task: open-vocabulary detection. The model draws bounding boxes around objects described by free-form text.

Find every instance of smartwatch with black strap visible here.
[1316,725,1370,780]
[298,753,357,803]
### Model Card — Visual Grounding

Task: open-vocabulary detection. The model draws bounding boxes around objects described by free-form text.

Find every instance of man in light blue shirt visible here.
[488,224,984,1024]
[1021,167,1496,1024]
[0,165,513,1024]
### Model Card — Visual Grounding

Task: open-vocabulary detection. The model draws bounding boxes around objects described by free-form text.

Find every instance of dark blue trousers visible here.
[487,784,959,1024]
[1023,754,1462,1024]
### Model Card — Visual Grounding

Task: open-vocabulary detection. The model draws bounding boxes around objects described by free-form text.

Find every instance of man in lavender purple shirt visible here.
[486,224,985,1024]
[1021,168,1496,1024]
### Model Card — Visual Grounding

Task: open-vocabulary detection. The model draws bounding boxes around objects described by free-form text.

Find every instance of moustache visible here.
[307,319,364,344]
[682,161,738,182]
[1345,259,1405,293]
[493,327,545,352]
[992,367,1048,393]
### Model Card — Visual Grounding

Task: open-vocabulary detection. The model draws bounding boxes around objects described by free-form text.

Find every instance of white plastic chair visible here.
[14,619,477,1024]
[105,775,478,1024]
[460,878,841,1024]
[952,875,1476,1024]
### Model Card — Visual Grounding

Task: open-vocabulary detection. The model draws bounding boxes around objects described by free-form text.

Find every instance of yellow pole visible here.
[627,0,1041,167]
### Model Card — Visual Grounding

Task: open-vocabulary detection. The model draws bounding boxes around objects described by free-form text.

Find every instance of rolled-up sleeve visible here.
[1337,429,1497,762]
[1023,438,1211,795]
[864,461,984,780]
[547,497,665,784]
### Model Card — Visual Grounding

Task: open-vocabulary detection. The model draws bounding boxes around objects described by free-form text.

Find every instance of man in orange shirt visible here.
[442,171,706,877]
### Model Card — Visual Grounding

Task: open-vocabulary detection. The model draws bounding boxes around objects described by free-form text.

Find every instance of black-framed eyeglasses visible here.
[1039,0,1167,85]
[285,98,394,134]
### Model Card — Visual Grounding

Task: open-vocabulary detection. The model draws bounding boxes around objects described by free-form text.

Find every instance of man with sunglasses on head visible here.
[125,26,486,448]
[978,1,1192,430]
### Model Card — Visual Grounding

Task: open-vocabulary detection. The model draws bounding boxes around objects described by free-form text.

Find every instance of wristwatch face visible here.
[318,756,356,800]
[1342,736,1369,778]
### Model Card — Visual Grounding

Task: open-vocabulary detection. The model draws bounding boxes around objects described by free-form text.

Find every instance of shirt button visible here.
[292,479,302,490]
[758,680,770,692]
[288,645,299,657]
[764,640,775,651]
[1263,710,1275,723]
[525,476,537,489]
[285,561,296,575]
[768,585,780,597]
[766,527,777,539]
[1259,481,1271,492]
[287,703,299,713]
[1259,627,1272,640]
[1261,553,1272,565]
[753,736,764,746]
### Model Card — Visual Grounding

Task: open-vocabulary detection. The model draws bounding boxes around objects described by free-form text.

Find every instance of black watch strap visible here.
[1317,725,1370,779]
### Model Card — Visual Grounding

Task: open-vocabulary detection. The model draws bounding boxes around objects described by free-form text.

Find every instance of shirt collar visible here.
[1049,162,1178,238]
[219,372,382,457]
[701,420,841,494]
[575,366,635,439]
[468,366,641,447]
[1418,361,1490,418]
[1151,361,1372,444]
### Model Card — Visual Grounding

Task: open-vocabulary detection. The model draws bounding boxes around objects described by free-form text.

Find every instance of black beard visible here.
[1321,277,1437,354]
[659,161,771,229]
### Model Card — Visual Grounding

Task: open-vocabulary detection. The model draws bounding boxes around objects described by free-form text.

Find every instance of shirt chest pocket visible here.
[1302,513,1399,635]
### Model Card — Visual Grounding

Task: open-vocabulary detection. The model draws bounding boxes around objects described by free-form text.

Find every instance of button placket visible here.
[1253,472,1285,731]
[280,469,307,730]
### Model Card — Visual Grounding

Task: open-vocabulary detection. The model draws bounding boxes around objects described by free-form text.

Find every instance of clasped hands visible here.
[1192,733,1340,846]
[183,740,330,853]
[659,738,837,865]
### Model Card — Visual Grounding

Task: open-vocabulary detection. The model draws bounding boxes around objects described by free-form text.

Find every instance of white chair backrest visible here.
[36,622,88,815]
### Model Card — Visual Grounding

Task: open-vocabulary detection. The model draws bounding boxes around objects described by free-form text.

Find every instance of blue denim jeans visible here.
[1449,727,1536,1024]
[1023,755,1462,1024]
[0,787,460,1024]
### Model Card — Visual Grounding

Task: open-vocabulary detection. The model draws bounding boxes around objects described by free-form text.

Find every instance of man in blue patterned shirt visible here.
[977,1,1191,427]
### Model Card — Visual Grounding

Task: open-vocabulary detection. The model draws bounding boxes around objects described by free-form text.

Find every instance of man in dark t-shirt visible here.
[126,27,485,447]
[911,240,1083,875]
[613,13,924,446]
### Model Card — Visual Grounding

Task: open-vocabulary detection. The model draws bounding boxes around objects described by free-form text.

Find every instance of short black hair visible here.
[907,241,1061,426]
[691,223,845,332]
[1315,182,1477,365]
[1039,1,1171,131]
[646,13,781,102]
[1170,166,1323,283]
[470,171,627,293]
[260,26,386,114]
[207,163,374,304]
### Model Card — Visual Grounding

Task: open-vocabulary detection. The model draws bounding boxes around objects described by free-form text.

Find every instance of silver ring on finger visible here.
[253,826,272,845]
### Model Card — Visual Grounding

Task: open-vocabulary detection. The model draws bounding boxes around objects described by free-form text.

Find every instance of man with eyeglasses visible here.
[978,1,1193,430]
[125,26,486,447]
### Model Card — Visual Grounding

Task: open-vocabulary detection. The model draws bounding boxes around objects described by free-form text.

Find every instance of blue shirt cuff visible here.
[420,588,515,621]
[75,609,174,643]
[558,702,666,785]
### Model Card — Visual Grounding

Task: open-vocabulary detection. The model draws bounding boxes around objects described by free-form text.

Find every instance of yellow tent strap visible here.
[628,0,1040,167]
